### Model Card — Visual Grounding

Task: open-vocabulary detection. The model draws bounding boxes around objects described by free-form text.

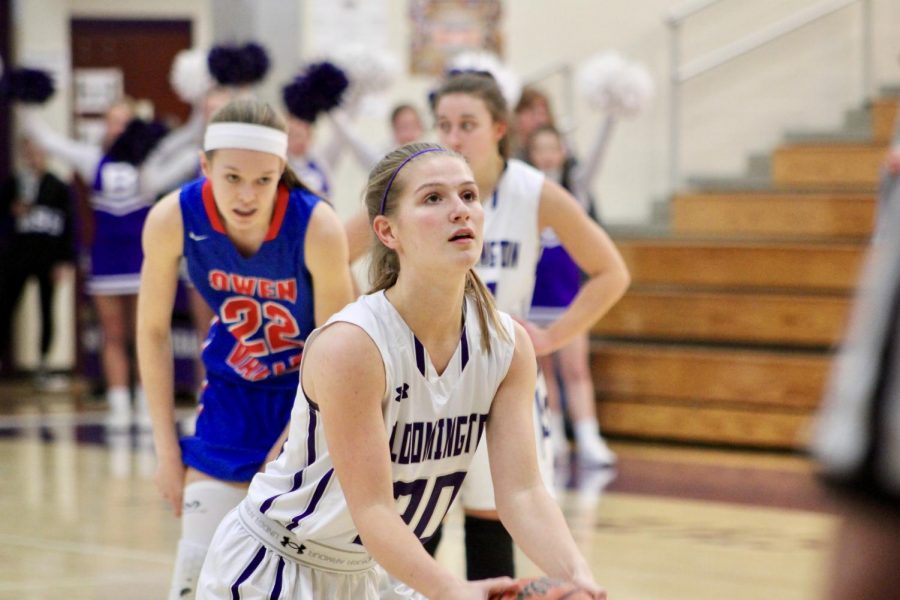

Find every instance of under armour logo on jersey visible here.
[188,231,208,241]
[395,383,409,402]
[280,536,306,555]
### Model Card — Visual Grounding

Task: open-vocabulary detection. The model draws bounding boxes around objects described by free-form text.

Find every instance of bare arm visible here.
[488,323,604,596]
[531,179,630,355]
[19,108,101,181]
[304,201,357,326]
[140,106,205,197]
[344,207,373,265]
[136,191,187,515]
[569,116,615,208]
[324,109,383,170]
[310,325,510,599]
[261,201,357,468]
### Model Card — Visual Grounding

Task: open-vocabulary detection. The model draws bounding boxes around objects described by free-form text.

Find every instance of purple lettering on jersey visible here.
[422,421,436,460]
[388,423,399,462]
[442,418,456,458]
[390,414,488,465]
[413,471,466,538]
[398,424,412,465]
[410,422,425,463]
[480,240,521,269]
[393,478,428,531]
[453,415,468,455]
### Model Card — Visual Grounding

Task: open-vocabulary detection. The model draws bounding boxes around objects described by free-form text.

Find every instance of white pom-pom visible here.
[447,51,522,109]
[328,43,399,103]
[170,48,213,104]
[615,63,654,118]
[577,52,654,118]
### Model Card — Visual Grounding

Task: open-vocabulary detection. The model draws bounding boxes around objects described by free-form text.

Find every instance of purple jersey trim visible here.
[285,468,334,531]
[269,557,285,599]
[231,545,266,599]
[414,336,426,376]
[259,409,319,514]
[460,325,470,371]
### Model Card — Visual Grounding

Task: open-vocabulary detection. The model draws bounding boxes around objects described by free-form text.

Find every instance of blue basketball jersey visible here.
[180,178,318,390]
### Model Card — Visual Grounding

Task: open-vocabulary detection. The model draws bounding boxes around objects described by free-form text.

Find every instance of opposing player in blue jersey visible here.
[137,98,355,600]
[197,142,605,599]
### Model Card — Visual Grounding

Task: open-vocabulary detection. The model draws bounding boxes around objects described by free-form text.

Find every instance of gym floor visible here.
[0,380,836,599]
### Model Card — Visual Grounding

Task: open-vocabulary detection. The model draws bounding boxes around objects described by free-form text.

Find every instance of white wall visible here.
[295,0,900,225]
[10,0,900,369]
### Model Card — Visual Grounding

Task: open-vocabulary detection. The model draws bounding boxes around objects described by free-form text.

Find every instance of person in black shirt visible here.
[0,137,75,379]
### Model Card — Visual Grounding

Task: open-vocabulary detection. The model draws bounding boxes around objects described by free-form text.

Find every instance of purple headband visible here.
[379,148,446,215]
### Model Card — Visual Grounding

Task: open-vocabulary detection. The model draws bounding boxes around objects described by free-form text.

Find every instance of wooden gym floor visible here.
[0,380,838,599]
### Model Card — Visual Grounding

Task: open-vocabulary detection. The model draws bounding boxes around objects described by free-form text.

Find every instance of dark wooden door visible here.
[0,0,12,182]
[70,18,192,124]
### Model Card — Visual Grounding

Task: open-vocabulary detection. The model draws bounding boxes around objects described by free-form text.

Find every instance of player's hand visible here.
[886,150,900,175]
[431,576,513,599]
[155,452,187,517]
[513,318,556,357]
[571,575,608,599]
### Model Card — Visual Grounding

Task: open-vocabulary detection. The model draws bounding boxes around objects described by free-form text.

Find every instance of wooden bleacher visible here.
[593,97,896,449]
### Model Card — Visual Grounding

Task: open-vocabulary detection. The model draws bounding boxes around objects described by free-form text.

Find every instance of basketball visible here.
[488,576,594,599]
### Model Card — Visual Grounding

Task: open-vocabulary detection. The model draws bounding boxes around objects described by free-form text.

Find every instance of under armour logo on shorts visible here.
[280,536,306,555]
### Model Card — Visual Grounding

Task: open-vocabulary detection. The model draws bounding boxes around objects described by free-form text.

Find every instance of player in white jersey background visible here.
[197,143,606,599]
[430,72,630,579]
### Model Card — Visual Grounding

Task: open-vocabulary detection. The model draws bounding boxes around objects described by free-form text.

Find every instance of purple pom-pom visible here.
[282,61,349,123]
[1,68,55,104]
[107,119,169,165]
[207,42,270,86]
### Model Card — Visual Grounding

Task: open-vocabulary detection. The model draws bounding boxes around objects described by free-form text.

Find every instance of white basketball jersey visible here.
[245,291,516,553]
[477,158,545,318]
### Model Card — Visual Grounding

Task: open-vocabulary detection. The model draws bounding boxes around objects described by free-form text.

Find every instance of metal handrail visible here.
[667,0,873,192]
[667,0,725,25]
[678,0,860,82]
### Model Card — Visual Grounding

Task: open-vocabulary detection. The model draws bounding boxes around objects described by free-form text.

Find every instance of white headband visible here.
[203,123,288,159]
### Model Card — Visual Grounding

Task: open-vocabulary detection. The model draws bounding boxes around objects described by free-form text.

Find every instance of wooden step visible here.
[594,289,851,346]
[591,342,830,408]
[772,143,886,187]
[872,98,898,144]
[596,397,810,449]
[671,192,875,238]
[615,239,867,291]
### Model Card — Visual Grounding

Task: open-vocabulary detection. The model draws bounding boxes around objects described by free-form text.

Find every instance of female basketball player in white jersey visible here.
[197,143,605,599]
[430,72,630,579]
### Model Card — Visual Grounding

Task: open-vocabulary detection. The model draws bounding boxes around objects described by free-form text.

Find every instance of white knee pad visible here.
[169,480,247,600]
[181,480,247,546]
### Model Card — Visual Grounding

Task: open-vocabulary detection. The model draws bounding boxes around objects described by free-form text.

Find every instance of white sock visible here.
[574,419,616,466]
[168,480,247,600]
[134,385,153,430]
[105,387,132,429]
[574,419,600,446]
[550,411,568,455]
